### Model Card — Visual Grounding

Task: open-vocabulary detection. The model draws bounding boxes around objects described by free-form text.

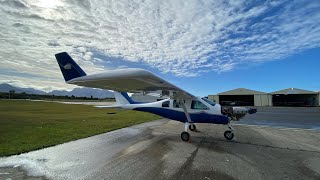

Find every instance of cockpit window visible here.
[202,98,216,106]
[173,100,181,108]
[162,101,170,107]
[191,100,209,110]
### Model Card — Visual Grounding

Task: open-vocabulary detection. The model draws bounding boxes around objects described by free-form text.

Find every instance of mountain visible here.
[0,83,114,98]
[0,83,46,95]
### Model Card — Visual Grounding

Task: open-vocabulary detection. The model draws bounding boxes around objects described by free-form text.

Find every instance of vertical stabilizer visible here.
[55,52,87,81]
[114,92,138,105]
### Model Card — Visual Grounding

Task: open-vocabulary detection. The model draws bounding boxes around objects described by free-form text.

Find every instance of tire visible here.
[224,130,234,140]
[189,124,196,131]
[181,132,190,141]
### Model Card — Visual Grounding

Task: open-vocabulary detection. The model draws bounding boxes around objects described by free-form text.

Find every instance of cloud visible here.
[0,0,319,90]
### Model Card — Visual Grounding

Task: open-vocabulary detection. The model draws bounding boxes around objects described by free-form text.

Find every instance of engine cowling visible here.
[221,107,257,121]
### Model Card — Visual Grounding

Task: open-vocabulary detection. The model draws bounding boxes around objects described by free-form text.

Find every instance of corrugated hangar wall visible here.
[208,95,219,104]
[254,94,272,106]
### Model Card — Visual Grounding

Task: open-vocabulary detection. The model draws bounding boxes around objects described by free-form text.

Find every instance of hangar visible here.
[208,88,272,107]
[208,88,319,107]
[271,88,318,107]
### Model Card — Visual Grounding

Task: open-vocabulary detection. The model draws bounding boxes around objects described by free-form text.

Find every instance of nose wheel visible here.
[224,123,234,140]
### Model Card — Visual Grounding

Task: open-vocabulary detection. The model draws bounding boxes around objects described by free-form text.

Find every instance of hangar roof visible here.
[271,88,317,95]
[218,88,266,95]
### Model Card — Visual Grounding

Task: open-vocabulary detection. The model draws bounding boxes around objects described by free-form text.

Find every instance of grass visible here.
[0,100,160,157]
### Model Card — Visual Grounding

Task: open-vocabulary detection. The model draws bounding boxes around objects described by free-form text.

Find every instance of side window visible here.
[191,100,209,110]
[162,101,170,107]
[173,100,181,108]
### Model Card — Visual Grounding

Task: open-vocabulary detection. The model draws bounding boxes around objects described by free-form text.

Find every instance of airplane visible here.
[55,52,257,142]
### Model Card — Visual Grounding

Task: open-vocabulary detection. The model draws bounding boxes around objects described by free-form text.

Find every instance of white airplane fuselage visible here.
[118,97,229,125]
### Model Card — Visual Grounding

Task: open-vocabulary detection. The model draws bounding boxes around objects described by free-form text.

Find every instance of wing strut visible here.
[179,100,192,134]
[180,100,192,123]
[179,100,193,142]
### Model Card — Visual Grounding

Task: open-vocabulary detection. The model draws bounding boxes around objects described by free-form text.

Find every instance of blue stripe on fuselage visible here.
[133,107,229,124]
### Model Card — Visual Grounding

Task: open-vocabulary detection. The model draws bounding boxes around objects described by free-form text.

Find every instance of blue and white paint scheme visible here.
[55,52,257,141]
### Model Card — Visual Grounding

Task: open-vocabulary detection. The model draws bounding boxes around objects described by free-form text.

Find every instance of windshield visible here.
[202,97,216,106]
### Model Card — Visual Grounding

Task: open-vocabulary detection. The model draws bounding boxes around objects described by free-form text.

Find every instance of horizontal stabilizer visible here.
[95,105,123,108]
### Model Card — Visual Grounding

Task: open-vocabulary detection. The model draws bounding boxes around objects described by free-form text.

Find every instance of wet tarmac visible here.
[0,108,320,179]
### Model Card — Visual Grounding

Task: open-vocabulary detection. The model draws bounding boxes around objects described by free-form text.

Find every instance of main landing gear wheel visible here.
[189,124,196,131]
[224,130,234,140]
[181,132,190,141]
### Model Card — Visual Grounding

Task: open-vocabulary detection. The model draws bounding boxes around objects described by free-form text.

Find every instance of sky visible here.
[0,0,319,96]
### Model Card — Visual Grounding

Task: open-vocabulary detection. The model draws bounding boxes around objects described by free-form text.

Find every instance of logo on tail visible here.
[63,63,72,70]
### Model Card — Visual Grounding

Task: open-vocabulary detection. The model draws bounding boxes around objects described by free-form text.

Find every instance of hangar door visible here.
[219,95,254,106]
[272,94,318,107]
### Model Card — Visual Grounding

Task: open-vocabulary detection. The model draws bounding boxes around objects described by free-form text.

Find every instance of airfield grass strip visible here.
[0,100,160,157]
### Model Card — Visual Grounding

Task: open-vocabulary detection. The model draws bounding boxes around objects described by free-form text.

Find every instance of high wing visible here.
[55,52,195,100]
[68,68,195,100]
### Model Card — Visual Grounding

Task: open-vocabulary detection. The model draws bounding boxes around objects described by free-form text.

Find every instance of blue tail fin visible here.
[114,91,141,104]
[55,52,87,81]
